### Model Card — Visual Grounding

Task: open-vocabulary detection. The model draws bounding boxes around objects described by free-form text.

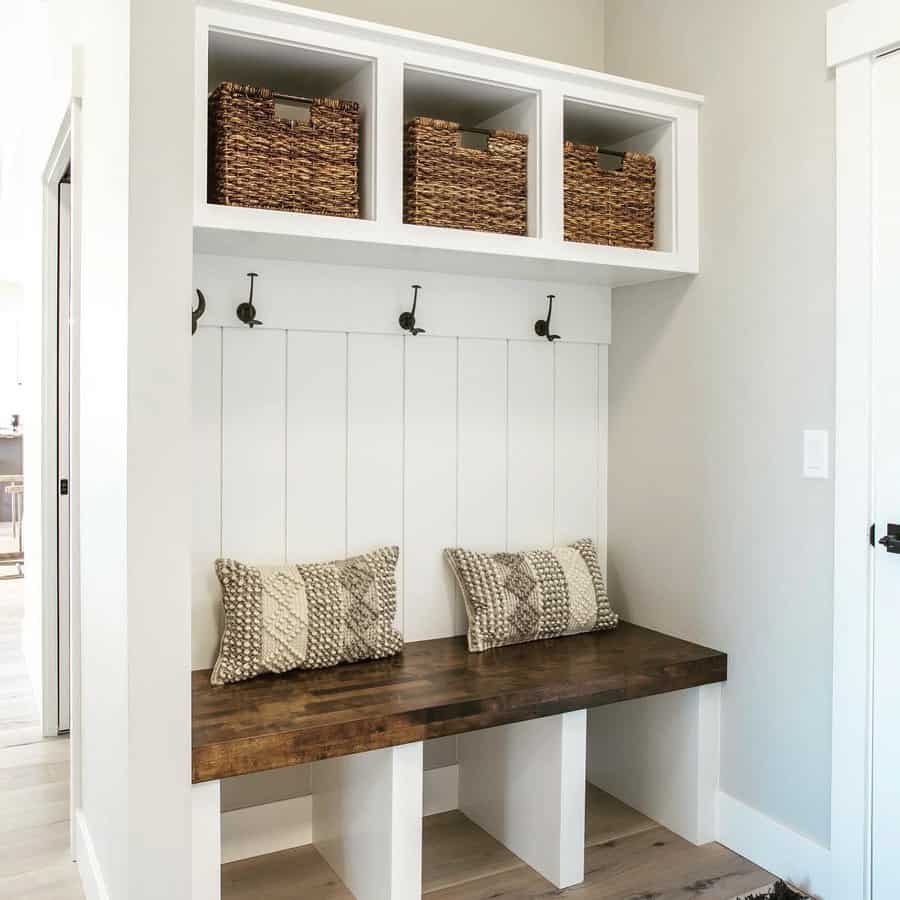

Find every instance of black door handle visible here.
[878,525,900,554]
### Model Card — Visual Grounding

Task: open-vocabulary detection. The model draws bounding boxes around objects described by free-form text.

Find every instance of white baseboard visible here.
[75,810,111,900]
[222,764,460,864]
[716,791,831,899]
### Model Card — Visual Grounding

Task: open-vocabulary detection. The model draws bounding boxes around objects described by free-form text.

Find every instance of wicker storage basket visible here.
[404,117,528,235]
[208,82,360,218]
[564,144,656,249]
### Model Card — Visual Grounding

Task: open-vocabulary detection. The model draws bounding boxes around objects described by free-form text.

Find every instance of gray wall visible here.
[285,0,604,70]
[603,0,836,845]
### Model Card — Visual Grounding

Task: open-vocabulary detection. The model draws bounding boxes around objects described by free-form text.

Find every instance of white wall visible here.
[604,0,836,852]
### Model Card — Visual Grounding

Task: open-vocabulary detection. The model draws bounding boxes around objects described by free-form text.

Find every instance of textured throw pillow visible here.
[211,545,403,685]
[445,538,618,652]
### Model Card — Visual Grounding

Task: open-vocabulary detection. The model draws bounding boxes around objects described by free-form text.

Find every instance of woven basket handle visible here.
[455,126,493,152]
[596,148,627,171]
[271,92,314,127]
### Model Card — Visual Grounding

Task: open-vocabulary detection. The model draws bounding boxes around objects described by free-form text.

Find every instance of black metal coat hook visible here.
[535,294,561,342]
[399,284,426,336]
[236,272,263,327]
[192,289,206,335]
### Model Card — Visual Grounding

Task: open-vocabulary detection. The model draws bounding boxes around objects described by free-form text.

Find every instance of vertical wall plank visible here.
[286,332,347,562]
[597,344,609,572]
[554,343,600,546]
[191,327,222,669]
[404,337,459,641]
[221,328,287,563]
[508,341,555,550]
[458,339,508,564]
[347,334,404,621]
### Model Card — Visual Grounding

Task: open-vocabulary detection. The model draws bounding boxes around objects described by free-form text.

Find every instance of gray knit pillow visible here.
[445,538,618,652]
[211,545,403,685]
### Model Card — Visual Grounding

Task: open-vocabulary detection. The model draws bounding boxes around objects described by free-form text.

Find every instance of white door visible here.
[871,46,900,900]
[57,178,71,733]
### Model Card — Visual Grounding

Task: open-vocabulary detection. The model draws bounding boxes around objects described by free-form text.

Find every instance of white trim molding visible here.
[826,0,899,889]
[828,0,900,67]
[717,792,831,899]
[37,110,71,739]
[75,811,111,900]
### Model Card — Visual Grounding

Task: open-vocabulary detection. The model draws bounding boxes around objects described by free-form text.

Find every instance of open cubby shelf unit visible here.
[194,0,702,287]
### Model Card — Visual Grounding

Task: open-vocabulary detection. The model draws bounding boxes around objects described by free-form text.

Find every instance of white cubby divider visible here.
[194,0,702,286]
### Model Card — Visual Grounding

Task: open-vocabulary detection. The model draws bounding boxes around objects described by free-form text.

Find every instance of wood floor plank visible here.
[0,820,70,880]
[0,740,69,770]
[222,845,353,900]
[0,761,68,792]
[422,810,523,893]
[576,826,774,900]
[0,577,81,899]
[0,859,83,900]
[585,783,656,848]
[428,826,774,900]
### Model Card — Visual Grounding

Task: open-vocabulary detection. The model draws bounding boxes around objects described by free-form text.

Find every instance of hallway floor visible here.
[0,570,83,899]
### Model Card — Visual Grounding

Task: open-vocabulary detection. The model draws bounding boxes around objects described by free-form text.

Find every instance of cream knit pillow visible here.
[445,538,618,652]
[211,545,402,685]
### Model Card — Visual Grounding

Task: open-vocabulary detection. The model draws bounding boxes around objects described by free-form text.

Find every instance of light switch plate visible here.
[803,429,829,479]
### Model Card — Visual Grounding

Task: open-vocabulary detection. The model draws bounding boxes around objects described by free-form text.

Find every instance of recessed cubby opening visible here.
[206,29,376,219]
[564,98,675,252]
[403,67,540,237]
[217,783,698,899]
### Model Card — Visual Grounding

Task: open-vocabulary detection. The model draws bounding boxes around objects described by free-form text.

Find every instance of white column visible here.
[191,780,221,900]
[458,710,587,890]
[587,683,722,845]
[312,741,423,900]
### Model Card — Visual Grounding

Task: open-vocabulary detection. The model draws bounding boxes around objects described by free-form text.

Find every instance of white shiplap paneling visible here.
[403,336,460,642]
[194,255,611,662]
[507,341,555,550]
[597,344,609,572]
[346,333,404,624]
[222,328,287,564]
[286,331,347,562]
[457,339,509,554]
[192,255,611,344]
[554,342,600,546]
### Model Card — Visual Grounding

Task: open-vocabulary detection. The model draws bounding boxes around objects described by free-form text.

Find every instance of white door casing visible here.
[57,178,71,734]
[871,46,900,900]
[829,2,900,896]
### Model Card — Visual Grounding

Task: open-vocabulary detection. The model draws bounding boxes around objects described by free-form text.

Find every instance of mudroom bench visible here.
[191,623,726,900]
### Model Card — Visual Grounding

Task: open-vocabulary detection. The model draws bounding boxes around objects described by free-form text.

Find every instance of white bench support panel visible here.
[311,741,424,900]
[587,683,722,845]
[191,780,221,900]
[458,710,587,889]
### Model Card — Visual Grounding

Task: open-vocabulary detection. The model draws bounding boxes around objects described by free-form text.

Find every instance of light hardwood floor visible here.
[0,573,84,899]
[222,785,774,900]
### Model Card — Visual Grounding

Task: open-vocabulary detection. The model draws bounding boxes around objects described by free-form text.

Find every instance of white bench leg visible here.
[587,682,722,845]
[312,741,423,900]
[458,710,587,889]
[192,780,221,900]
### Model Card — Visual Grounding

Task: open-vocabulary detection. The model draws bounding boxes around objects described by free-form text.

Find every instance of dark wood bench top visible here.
[192,622,727,783]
